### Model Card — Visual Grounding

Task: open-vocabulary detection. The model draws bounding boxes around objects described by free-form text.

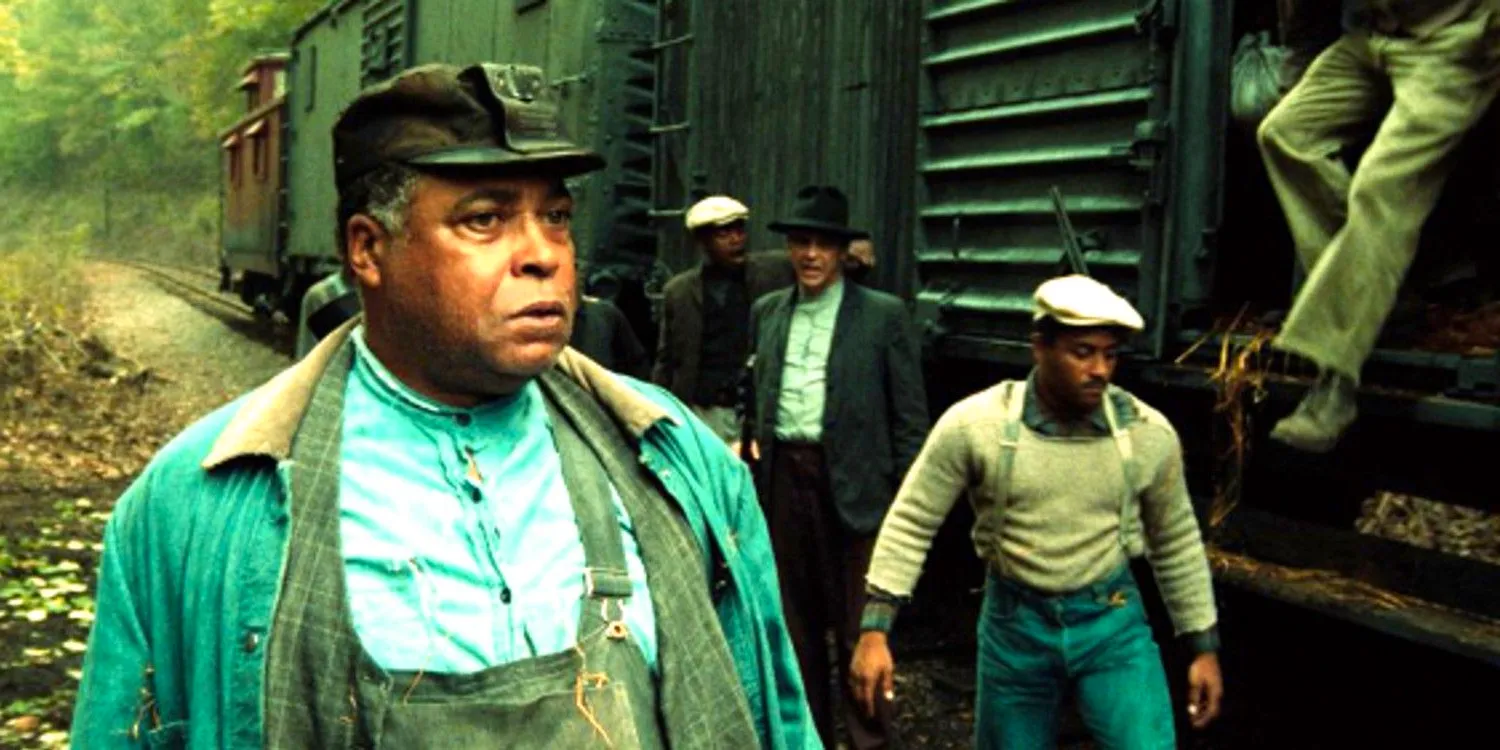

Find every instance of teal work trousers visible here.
[974,567,1175,750]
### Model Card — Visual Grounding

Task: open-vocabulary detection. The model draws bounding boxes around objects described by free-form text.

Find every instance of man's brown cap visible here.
[333,62,605,188]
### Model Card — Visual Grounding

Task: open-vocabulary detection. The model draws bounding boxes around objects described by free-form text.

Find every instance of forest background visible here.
[0,0,326,264]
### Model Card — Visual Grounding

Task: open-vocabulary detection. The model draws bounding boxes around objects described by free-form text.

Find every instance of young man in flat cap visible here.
[851,275,1223,749]
[654,195,794,443]
[747,185,929,749]
[1257,0,1500,452]
[72,63,818,750]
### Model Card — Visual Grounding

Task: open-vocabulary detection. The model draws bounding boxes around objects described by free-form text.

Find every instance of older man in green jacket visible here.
[72,62,817,750]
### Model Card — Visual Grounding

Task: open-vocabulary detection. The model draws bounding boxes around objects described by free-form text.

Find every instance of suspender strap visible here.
[992,380,1142,573]
[1102,388,1141,548]
[990,381,1025,578]
[543,397,636,606]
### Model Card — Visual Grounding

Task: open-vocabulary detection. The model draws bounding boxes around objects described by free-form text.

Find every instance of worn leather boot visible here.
[1269,370,1358,453]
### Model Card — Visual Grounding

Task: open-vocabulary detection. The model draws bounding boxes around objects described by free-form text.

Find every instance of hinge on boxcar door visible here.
[914,291,952,350]
[1134,0,1178,43]
[549,71,592,95]
[1135,0,1164,33]
[1129,119,1169,170]
[1131,119,1171,204]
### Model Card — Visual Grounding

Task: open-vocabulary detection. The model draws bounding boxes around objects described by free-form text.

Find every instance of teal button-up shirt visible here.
[341,330,657,672]
[775,279,844,442]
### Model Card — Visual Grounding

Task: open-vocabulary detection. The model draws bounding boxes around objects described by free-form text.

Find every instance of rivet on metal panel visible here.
[1135,0,1164,34]
[549,72,591,91]
[650,33,694,52]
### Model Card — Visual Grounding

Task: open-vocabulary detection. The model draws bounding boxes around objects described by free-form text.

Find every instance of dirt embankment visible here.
[1,260,288,748]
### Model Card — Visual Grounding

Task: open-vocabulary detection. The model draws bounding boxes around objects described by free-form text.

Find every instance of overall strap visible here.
[543,397,634,632]
[1101,388,1142,548]
[990,381,1026,578]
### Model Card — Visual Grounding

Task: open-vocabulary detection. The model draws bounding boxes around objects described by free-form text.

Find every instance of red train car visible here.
[218,53,290,317]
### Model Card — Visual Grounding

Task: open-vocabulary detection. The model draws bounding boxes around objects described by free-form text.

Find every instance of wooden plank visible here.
[1211,548,1500,668]
[1214,509,1500,622]
[1134,362,1500,514]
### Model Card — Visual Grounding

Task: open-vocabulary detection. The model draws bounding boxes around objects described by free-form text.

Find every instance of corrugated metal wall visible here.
[913,0,1176,363]
[651,0,923,297]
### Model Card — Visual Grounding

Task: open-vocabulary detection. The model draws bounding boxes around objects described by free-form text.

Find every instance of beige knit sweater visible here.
[865,380,1218,636]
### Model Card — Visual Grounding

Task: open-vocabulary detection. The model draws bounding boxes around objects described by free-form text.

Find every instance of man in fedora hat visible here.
[852,275,1223,749]
[72,63,818,749]
[654,195,794,442]
[747,184,930,748]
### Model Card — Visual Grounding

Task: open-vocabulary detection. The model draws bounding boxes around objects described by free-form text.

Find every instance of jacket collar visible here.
[202,317,675,469]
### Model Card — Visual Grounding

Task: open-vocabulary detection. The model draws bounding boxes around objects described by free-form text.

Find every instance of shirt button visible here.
[500,587,512,604]
[455,413,472,427]
[242,631,261,653]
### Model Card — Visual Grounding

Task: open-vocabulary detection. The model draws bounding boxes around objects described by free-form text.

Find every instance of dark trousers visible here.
[769,442,894,749]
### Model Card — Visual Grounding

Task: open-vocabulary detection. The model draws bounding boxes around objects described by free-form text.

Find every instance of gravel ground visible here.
[81,262,291,413]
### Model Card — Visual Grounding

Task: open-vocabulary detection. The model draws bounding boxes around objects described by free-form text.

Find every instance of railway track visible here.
[105,258,245,319]
[96,257,293,355]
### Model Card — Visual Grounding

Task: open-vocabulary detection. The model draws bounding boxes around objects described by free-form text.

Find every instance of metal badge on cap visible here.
[460,63,570,156]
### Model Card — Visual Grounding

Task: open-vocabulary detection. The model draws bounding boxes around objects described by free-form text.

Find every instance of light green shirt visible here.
[775,279,844,441]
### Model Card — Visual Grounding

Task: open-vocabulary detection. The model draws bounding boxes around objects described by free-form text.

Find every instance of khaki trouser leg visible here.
[1257,35,1389,272]
[1266,11,1500,380]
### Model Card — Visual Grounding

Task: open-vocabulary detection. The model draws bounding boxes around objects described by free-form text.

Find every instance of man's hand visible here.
[850,631,895,718]
[1186,652,1223,729]
[729,439,760,462]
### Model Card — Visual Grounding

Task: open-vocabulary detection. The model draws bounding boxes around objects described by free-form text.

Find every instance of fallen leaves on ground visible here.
[0,255,191,748]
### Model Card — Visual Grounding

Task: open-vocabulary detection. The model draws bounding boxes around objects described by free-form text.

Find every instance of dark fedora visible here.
[767,185,869,241]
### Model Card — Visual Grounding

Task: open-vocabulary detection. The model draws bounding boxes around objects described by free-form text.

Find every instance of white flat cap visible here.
[685,195,749,230]
[1032,274,1145,332]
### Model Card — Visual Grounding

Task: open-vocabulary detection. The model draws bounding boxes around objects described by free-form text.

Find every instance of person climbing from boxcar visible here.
[1257,0,1500,452]
[71,61,819,750]
[653,195,794,443]
[745,185,930,749]
[851,275,1223,749]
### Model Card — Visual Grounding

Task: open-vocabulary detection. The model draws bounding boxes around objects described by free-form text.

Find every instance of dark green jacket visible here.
[748,283,930,534]
[653,251,795,403]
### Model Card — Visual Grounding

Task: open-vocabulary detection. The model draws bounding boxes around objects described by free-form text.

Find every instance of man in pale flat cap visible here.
[73,63,818,749]
[852,275,1224,749]
[653,194,793,442]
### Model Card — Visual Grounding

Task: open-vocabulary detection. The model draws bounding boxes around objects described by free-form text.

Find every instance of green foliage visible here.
[0,0,326,193]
